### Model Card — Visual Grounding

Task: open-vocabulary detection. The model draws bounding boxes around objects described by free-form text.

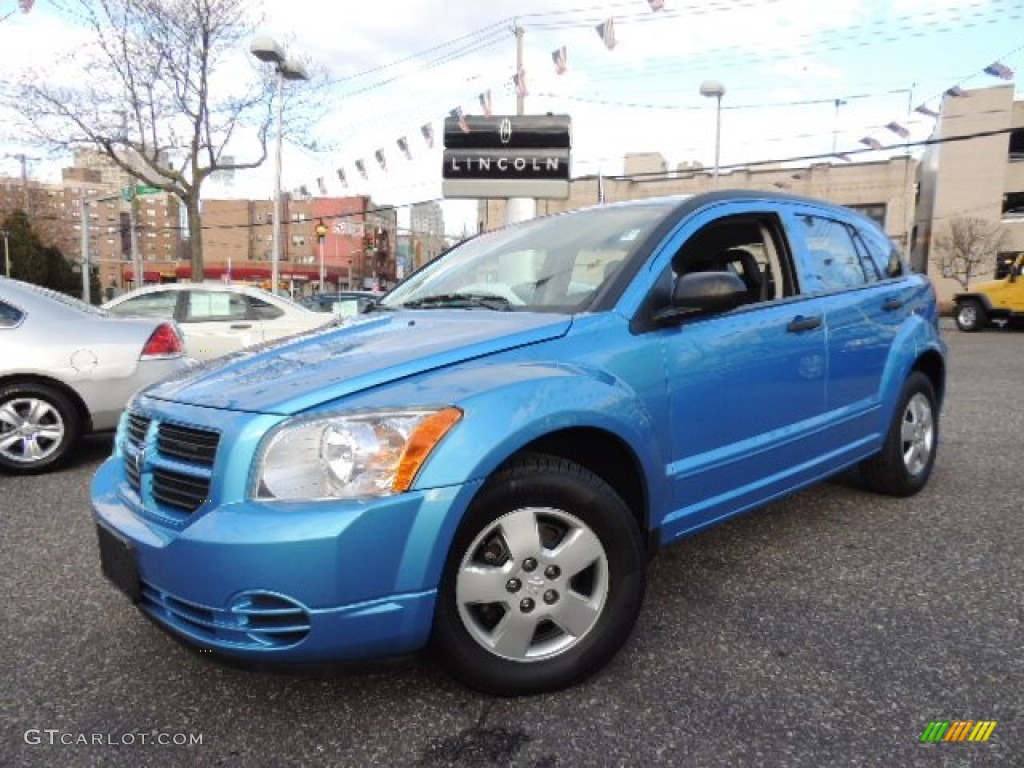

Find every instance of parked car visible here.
[103,282,336,361]
[952,252,1024,331]
[92,191,946,695]
[0,277,190,474]
[298,291,380,318]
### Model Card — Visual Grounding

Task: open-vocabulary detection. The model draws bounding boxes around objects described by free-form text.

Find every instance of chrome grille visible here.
[126,413,151,445]
[157,423,219,465]
[121,410,221,519]
[151,468,211,512]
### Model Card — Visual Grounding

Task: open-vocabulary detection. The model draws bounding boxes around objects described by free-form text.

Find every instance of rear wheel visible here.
[860,372,938,497]
[954,300,987,332]
[0,382,82,474]
[431,453,646,696]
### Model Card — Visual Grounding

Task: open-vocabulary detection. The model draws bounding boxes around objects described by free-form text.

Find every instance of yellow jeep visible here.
[953,253,1024,332]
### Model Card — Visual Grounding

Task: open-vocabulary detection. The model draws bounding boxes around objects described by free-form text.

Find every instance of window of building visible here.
[846,203,887,228]
[1009,128,1024,160]
[291,235,306,247]
[1002,192,1024,217]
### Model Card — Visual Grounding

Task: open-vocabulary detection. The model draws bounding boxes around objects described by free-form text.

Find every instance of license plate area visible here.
[96,523,142,603]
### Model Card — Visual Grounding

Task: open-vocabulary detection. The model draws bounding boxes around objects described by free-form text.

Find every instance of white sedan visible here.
[103,283,336,361]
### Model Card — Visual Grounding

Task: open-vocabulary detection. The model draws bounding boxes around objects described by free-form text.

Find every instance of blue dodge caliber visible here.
[92,191,946,696]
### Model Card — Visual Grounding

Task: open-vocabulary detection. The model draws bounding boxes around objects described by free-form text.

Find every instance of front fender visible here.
[953,292,993,312]
[408,361,666,497]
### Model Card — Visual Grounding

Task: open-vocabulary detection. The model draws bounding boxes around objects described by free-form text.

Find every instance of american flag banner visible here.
[420,122,434,148]
[513,69,528,98]
[450,107,470,133]
[945,85,968,98]
[914,104,940,118]
[336,168,348,188]
[355,159,367,180]
[375,149,387,171]
[317,177,327,195]
[478,90,493,117]
[397,136,412,160]
[648,0,665,10]
[595,19,616,50]
[885,121,910,139]
[983,61,1014,80]
[551,46,568,75]
[859,137,883,151]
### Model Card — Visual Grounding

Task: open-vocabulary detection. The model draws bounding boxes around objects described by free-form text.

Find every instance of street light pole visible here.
[251,36,309,297]
[699,80,726,189]
[1,228,10,279]
[271,69,284,297]
[315,219,328,292]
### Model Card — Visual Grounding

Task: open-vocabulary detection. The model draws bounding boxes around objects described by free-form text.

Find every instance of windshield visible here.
[382,202,675,312]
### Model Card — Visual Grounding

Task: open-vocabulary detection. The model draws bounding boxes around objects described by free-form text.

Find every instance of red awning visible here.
[122,268,163,282]
[174,264,348,281]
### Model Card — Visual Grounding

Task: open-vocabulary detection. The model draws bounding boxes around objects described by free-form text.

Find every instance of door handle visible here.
[230,323,253,329]
[882,297,904,311]
[786,315,822,333]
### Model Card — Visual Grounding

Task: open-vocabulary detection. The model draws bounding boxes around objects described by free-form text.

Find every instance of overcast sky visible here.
[1,0,1021,234]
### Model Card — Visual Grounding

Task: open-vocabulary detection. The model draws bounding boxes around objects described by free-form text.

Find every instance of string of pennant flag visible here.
[854,63,1015,153]
[321,0,1015,193]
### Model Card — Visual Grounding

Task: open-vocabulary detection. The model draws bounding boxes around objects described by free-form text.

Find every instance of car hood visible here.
[142,310,572,414]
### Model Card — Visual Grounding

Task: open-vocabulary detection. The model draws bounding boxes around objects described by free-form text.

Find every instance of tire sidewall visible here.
[954,301,983,332]
[885,372,939,494]
[432,455,646,696]
[0,382,81,473]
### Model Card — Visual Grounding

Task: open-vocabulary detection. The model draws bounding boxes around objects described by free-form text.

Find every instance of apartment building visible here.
[0,150,180,290]
[199,195,398,292]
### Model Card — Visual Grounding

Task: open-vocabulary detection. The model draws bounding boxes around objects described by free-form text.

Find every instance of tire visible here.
[954,300,987,332]
[860,372,938,497]
[0,382,82,474]
[431,453,647,696]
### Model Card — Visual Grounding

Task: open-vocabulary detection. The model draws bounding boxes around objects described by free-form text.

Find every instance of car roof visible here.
[0,276,107,318]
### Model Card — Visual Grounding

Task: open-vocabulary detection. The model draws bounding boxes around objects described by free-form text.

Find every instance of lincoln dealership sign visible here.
[442,114,571,199]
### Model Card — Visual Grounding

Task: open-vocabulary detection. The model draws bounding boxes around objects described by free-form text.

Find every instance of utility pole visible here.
[129,186,142,288]
[506,24,535,227]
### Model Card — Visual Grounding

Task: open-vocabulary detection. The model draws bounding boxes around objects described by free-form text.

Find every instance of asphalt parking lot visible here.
[2,326,1021,768]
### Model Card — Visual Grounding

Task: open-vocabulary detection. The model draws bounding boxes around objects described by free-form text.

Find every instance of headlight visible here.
[253,407,462,501]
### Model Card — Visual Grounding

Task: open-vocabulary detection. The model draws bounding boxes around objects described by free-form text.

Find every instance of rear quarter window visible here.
[0,299,25,327]
[855,223,906,278]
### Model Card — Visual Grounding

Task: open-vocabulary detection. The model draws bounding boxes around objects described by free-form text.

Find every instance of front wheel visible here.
[954,300,987,332]
[431,454,646,696]
[860,372,938,497]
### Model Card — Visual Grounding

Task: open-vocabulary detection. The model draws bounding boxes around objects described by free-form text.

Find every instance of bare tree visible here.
[931,217,1008,291]
[4,0,321,281]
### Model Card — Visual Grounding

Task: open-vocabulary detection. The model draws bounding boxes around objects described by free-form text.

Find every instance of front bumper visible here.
[91,456,480,662]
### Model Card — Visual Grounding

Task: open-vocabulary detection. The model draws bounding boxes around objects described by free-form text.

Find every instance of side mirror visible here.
[654,271,748,324]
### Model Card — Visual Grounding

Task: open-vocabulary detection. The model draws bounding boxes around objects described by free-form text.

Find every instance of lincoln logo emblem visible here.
[499,118,512,145]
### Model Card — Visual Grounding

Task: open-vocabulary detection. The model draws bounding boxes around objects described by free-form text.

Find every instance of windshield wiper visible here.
[398,293,512,311]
